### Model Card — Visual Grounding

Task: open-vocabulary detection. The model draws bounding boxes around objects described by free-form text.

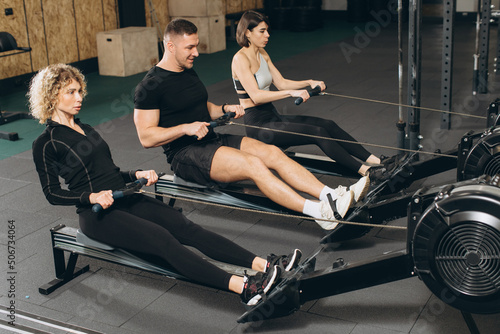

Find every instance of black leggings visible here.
[244,104,372,172]
[78,195,256,290]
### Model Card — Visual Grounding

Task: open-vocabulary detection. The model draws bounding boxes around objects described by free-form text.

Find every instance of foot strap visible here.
[326,193,343,220]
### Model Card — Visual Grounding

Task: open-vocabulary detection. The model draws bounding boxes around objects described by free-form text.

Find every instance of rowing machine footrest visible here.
[302,257,316,273]
[236,276,301,323]
[173,174,208,189]
[76,229,115,251]
[332,258,345,269]
[320,224,372,244]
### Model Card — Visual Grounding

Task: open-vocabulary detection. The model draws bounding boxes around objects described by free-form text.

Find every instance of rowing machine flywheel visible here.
[412,176,500,314]
[458,126,500,181]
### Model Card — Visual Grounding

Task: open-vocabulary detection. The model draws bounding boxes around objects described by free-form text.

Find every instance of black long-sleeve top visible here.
[32,119,138,211]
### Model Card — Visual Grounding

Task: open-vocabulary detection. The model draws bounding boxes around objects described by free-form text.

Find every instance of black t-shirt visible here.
[134,66,216,162]
[32,119,137,211]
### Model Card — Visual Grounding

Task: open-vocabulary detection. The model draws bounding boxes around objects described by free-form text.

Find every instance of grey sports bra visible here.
[233,53,272,99]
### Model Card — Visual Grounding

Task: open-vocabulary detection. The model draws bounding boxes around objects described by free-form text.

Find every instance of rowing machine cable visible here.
[138,189,407,230]
[319,92,487,120]
[228,121,457,159]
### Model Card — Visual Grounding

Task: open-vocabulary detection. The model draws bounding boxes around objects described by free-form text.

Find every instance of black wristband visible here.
[221,103,228,113]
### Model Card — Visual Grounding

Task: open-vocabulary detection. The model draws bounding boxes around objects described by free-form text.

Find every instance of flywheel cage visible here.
[435,221,500,297]
[482,154,500,178]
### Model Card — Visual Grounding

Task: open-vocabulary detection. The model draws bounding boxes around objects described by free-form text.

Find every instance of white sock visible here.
[319,186,338,203]
[302,199,322,219]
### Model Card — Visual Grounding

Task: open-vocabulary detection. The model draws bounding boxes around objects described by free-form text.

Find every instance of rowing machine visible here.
[39,172,257,295]
[153,145,439,241]
[237,174,500,325]
[38,224,254,295]
[153,131,423,229]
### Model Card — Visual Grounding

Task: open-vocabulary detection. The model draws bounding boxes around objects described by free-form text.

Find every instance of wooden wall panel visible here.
[0,0,31,80]
[242,0,257,11]
[75,0,105,60]
[145,0,169,40]
[226,0,241,14]
[25,0,48,72]
[0,0,266,80]
[103,0,119,31]
[42,0,79,65]
[225,0,263,15]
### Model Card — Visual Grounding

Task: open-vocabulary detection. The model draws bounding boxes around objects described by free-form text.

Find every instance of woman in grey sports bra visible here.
[231,10,395,182]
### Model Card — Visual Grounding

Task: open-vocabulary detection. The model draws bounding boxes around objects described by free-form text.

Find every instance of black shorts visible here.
[171,134,243,185]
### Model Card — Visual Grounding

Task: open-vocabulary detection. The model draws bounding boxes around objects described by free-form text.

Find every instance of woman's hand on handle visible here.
[135,170,159,186]
[309,80,326,92]
[291,90,311,103]
[224,104,245,119]
[89,190,114,210]
[294,82,326,105]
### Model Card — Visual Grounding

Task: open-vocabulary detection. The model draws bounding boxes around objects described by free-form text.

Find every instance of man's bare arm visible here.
[207,102,245,120]
[207,102,224,120]
[134,108,211,147]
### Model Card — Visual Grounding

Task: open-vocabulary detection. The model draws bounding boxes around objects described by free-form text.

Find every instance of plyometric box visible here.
[171,15,226,54]
[96,27,158,77]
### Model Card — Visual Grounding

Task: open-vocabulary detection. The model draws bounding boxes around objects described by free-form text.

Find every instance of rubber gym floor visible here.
[1,14,500,334]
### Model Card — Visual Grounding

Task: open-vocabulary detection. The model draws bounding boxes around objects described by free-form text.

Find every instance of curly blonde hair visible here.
[27,64,87,124]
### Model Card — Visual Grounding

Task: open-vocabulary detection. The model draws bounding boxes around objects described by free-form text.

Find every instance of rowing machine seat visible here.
[76,229,115,251]
[173,174,208,189]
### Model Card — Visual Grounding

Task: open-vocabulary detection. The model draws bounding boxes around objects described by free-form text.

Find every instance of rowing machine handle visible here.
[91,177,149,213]
[295,86,322,105]
[209,111,236,128]
[194,112,237,139]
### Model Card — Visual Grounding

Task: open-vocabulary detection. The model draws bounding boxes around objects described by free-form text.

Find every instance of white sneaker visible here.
[332,185,348,197]
[335,189,354,218]
[315,201,338,230]
[349,176,370,202]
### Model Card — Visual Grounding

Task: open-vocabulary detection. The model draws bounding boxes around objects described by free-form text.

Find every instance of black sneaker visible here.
[265,249,302,272]
[380,154,397,166]
[241,265,282,306]
[368,165,389,184]
[381,153,407,172]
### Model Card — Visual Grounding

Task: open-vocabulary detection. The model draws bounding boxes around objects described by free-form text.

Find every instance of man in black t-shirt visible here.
[134,19,369,229]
